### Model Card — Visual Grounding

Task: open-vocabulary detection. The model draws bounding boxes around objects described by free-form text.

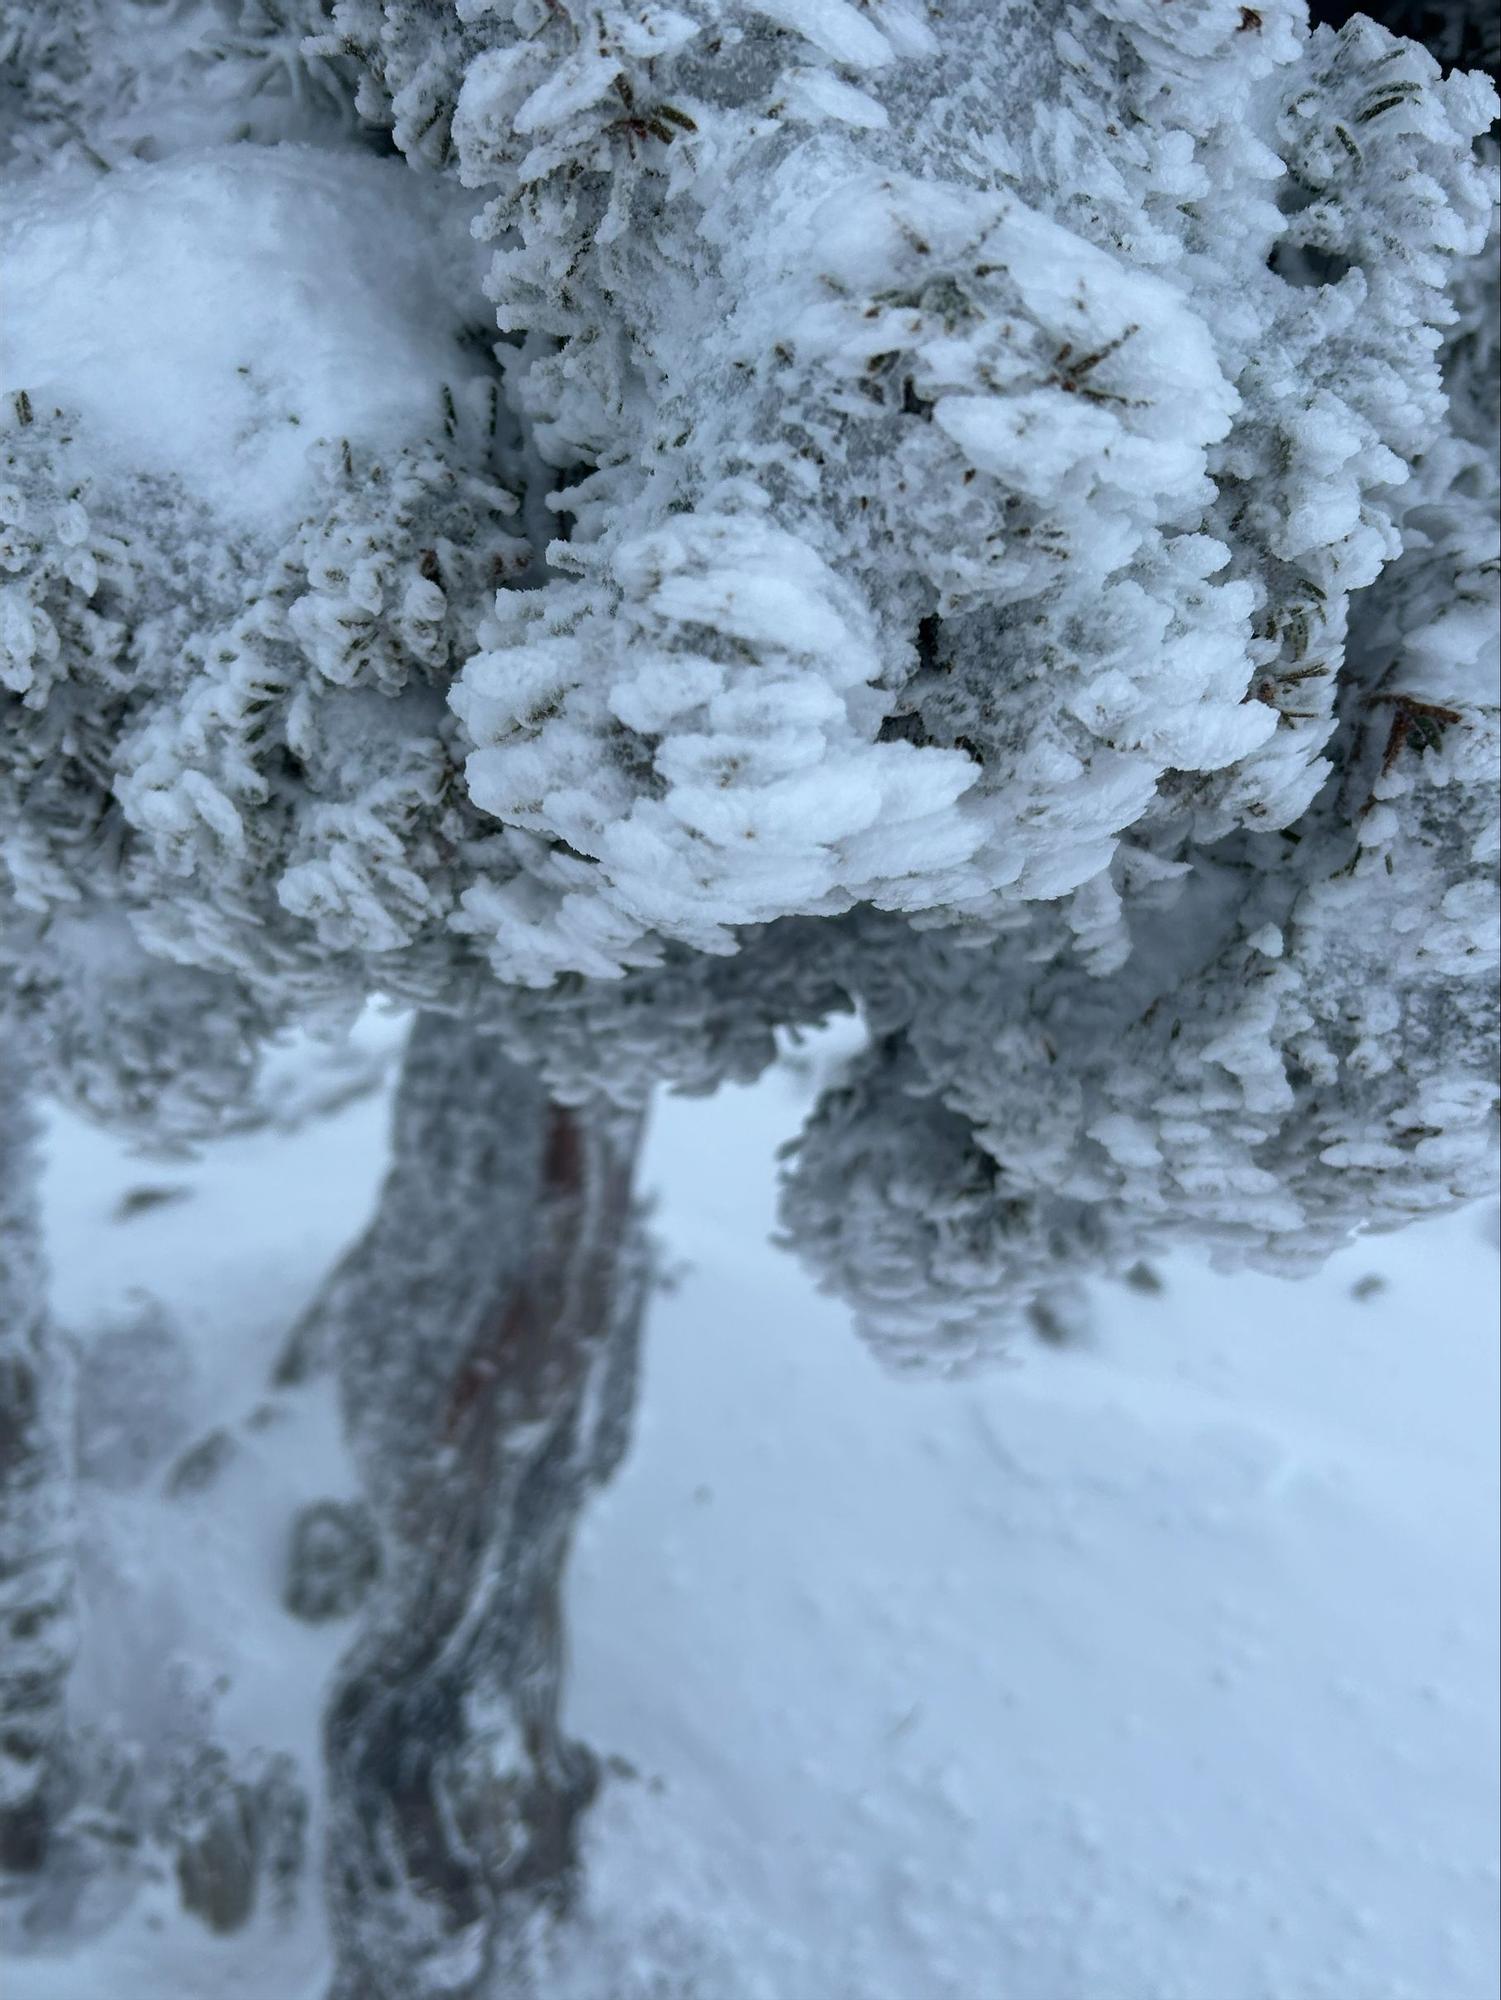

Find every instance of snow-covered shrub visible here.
[1,0,1496,1329]
[2,4,1495,1989]
[317,0,1501,1356]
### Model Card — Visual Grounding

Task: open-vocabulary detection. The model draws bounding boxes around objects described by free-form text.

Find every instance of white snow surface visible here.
[16,1020,1500,2000]
[0,146,492,537]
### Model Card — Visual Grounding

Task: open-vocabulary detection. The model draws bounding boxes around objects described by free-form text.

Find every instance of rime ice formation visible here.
[0,143,511,1125]
[1,0,1497,1347]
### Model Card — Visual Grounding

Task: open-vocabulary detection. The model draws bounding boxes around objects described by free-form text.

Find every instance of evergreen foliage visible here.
[1,0,1493,1354]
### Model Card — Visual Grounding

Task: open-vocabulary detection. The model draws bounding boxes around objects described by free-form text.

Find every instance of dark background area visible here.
[1308,0,1500,80]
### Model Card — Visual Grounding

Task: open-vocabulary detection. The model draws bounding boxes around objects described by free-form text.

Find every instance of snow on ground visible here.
[16,1019,1499,1999]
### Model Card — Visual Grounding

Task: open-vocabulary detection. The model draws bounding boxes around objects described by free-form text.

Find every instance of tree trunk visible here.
[321,1012,649,2000]
[0,1042,76,1878]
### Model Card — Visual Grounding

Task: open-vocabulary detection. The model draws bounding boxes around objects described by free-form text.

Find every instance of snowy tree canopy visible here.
[1,0,1496,1354]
